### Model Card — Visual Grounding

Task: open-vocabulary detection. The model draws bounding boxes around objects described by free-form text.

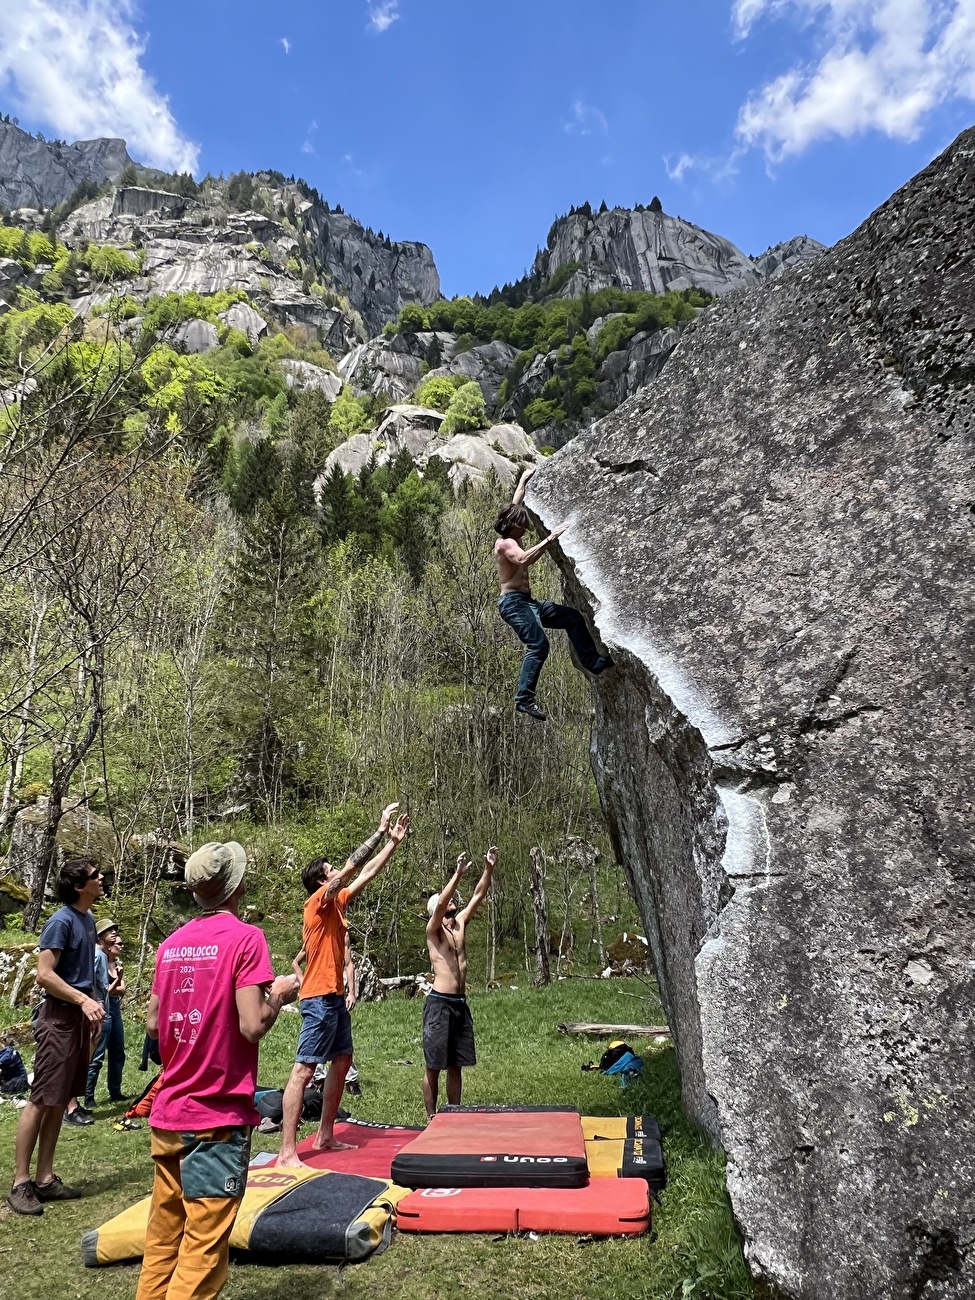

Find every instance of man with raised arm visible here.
[494,465,612,722]
[423,847,497,1120]
[277,803,410,1166]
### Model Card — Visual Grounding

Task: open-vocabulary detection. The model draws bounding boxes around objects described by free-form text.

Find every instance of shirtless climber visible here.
[495,466,612,721]
[422,847,497,1120]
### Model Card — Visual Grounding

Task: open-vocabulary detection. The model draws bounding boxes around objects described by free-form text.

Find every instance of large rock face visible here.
[538,203,763,297]
[300,207,440,335]
[530,131,975,1300]
[751,234,827,280]
[0,121,133,209]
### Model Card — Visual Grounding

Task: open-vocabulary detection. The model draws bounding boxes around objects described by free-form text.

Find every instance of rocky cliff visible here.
[530,130,975,1300]
[60,180,438,338]
[535,201,822,299]
[0,120,133,210]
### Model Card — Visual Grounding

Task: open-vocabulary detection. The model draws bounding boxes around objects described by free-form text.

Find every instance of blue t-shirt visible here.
[38,905,96,994]
[94,947,110,1003]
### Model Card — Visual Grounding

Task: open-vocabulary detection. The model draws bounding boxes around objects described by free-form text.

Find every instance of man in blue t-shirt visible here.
[7,858,106,1216]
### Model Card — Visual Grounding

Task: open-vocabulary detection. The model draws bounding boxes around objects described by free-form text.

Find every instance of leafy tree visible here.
[414,374,461,413]
[398,303,426,334]
[441,380,486,435]
[328,386,371,437]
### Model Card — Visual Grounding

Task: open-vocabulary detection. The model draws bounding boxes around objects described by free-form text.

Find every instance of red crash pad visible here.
[390,1106,588,1189]
[396,1179,650,1236]
[298,1119,422,1180]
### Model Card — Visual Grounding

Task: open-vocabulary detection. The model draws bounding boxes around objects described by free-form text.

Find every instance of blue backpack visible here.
[0,1043,28,1094]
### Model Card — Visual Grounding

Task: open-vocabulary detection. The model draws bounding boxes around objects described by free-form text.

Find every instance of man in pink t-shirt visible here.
[136,843,299,1300]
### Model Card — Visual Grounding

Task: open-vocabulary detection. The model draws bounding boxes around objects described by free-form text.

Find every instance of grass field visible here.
[0,980,760,1300]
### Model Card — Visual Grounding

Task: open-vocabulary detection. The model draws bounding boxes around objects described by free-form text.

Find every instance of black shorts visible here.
[423,992,476,1070]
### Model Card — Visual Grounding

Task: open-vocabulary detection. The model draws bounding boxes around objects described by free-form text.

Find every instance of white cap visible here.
[427,891,462,918]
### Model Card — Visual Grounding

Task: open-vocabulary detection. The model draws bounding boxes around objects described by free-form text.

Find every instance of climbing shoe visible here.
[113,1117,142,1132]
[516,702,548,722]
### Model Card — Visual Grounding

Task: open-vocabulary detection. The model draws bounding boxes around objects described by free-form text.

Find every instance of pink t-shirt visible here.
[150,913,274,1131]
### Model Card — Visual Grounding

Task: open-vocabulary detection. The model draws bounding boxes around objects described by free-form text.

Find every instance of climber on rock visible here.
[494,465,612,722]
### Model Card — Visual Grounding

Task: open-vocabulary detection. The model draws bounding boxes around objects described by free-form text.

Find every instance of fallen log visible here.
[557,1021,671,1037]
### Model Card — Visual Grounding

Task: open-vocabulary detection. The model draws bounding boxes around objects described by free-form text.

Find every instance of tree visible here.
[224,472,323,817]
[398,304,426,334]
[441,381,486,435]
[16,460,183,927]
[414,375,459,413]
[328,386,371,437]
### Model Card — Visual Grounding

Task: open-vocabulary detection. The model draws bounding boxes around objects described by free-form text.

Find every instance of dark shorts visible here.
[296,993,353,1065]
[31,998,92,1107]
[423,992,476,1070]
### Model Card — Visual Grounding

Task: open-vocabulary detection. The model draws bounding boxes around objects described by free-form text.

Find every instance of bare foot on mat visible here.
[311,1136,358,1152]
[274,1151,309,1168]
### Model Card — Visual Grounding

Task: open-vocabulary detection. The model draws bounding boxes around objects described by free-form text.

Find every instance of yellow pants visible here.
[135,1126,251,1300]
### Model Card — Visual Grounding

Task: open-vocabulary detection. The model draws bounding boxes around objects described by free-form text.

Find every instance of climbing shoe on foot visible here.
[516,701,548,722]
[34,1174,82,1201]
[7,1181,43,1215]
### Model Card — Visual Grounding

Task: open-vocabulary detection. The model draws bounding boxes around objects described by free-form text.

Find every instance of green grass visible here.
[0,981,759,1300]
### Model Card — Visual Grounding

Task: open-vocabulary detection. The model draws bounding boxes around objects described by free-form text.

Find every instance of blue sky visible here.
[2,0,974,297]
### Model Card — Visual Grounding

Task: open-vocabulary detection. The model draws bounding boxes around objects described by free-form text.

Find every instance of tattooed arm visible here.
[323,803,407,900]
[343,811,411,902]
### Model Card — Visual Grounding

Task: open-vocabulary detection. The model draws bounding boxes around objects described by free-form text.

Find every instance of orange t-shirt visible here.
[301,885,349,999]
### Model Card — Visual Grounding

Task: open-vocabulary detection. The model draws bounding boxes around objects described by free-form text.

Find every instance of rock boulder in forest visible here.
[531,129,975,1300]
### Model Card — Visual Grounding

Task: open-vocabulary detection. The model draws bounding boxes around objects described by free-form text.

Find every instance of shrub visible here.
[413,374,463,413]
[328,386,371,437]
[441,380,486,435]
[524,397,564,429]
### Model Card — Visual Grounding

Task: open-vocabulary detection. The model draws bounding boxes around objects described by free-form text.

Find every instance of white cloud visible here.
[0,0,198,172]
[664,152,698,182]
[301,119,317,155]
[664,148,744,183]
[564,99,609,137]
[281,36,291,54]
[733,0,975,160]
[343,151,365,177]
[367,2,400,33]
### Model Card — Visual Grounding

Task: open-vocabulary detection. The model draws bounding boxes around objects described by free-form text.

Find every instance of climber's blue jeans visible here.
[498,593,608,705]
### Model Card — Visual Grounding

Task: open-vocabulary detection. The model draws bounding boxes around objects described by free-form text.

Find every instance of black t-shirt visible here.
[38,905,96,994]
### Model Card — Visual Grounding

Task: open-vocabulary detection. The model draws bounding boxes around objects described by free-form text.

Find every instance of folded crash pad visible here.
[582,1115,662,1143]
[299,1118,423,1180]
[583,1115,666,1193]
[391,1106,588,1189]
[81,1166,408,1266]
[396,1178,650,1236]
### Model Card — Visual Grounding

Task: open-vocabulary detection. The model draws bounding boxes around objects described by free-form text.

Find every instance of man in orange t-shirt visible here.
[276,803,410,1166]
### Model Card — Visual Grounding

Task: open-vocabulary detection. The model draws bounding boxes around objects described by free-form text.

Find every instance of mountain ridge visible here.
[0,122,825,318]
